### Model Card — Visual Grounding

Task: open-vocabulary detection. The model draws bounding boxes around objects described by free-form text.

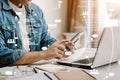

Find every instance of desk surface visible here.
[85,61,120,80]
[0,61,120,80]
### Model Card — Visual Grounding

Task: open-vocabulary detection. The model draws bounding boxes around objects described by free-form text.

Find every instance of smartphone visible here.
[70,31,84,43]
[65,31,84,51]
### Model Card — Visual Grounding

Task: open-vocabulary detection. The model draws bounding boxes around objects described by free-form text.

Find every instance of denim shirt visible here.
[0,0,56,67]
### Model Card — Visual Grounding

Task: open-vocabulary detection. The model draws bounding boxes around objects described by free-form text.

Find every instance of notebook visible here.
[57,27,120,69]
[54,69,96,80]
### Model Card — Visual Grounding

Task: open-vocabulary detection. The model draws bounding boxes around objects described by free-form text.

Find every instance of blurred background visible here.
[32,0,120,49]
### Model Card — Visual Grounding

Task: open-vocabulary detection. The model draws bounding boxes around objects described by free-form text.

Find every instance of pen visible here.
[44,72,53,80]
[33,67,38,73]
[27,65,38,74]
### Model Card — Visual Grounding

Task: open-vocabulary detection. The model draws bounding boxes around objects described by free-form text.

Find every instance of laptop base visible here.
[57,62,93,69]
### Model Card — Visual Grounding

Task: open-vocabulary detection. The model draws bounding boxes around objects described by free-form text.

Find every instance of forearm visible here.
[14,51,45,65]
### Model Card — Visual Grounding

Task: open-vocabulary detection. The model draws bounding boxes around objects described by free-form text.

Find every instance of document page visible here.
[60,48,86,62]
[35,64,68,73]
[59,48,96,62]
[7,72,58,80]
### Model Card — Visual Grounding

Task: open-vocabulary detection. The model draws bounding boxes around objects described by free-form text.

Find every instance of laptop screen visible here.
[92,27,120,67]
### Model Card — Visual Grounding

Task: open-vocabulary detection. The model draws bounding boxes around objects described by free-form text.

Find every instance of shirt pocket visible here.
[28,23,42,37]
[1,24,16,49]
[2,24,16,31]
[28,23,42,46]
[33,23,42,33]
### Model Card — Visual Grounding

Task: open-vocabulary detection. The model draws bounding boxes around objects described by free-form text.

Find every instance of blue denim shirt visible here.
[0,0,56,67]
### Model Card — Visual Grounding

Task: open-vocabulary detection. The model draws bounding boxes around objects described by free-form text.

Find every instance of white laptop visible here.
[57,27,120,69]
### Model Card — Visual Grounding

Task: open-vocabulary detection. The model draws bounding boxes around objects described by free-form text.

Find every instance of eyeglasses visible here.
[0,65,37,79]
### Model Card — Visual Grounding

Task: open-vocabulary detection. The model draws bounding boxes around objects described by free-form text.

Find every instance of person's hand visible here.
[42,42,66,60]
[59,40,75,52]
[58,40,75,57]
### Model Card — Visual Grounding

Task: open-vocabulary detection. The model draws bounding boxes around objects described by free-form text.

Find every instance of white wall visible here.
[32,0,68,40]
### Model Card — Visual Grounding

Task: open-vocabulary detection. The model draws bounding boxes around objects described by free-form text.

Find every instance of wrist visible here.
[40,50,48,60]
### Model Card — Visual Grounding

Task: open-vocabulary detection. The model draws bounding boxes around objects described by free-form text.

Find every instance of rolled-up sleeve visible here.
[0,48,26,67]
[0,31,26,67]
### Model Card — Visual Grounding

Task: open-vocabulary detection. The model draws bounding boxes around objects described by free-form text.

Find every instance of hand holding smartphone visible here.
[65,31,84,52]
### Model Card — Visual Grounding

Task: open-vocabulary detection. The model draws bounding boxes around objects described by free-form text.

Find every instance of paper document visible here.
[60,48,96,62]
[35,64,67,73]
[7,72,58,80]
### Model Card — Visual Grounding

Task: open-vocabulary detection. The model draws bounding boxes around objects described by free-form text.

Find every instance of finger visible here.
[55,57,60,59]
[59,40,69,44]
[57,44,66,51]
[57,49,65,55]
[64,41,75,51]
[66,44,75,51]
[56,53,63,59]
[65,41,74,46]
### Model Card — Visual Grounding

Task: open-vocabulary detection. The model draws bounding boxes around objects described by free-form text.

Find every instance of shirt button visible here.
[7,26,11,30]
[28,33,33,37]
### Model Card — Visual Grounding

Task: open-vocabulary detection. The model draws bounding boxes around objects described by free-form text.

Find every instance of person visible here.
[0,0,74,67]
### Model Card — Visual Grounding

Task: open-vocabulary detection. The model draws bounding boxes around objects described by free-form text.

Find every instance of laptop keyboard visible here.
[82,48,96,55]
[73,57,94,64]
[77,48,96,59]
[73,48,96,64]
